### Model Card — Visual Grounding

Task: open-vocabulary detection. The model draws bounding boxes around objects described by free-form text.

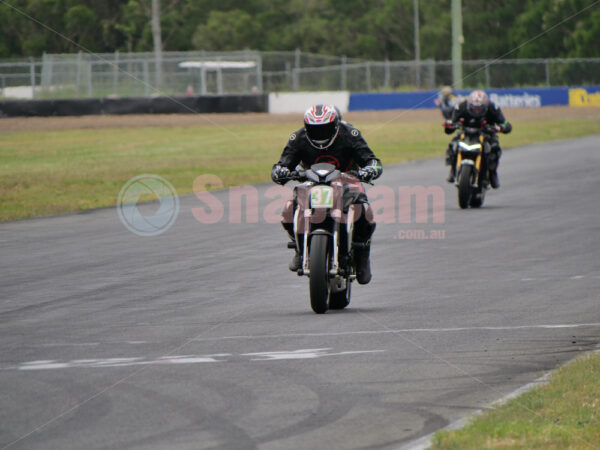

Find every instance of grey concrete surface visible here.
[1,135,599,449]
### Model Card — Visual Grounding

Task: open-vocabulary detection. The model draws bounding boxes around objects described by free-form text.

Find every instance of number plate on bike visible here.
[310,186,333,208]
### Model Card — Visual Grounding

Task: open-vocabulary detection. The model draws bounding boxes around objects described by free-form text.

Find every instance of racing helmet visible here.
[467,90,490,117]
[440,86,453,99]
[304,104,340,150]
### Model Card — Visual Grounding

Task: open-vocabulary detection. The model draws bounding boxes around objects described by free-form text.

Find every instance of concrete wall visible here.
[268,91,350,114]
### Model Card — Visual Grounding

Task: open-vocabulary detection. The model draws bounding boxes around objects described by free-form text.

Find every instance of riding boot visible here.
[354,246,372,285]
[289,250,302,272]
[445,144,457,183]
[489,169,500,189]
[282,220,302,271]
[488,143,502,189]
[446,164,456,183]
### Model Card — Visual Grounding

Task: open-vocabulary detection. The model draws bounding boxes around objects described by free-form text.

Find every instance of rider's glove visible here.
[443,120,456,134]
[358,166,378,183]
[357,159,382,183]
[271,165,291,184]
[499,121,512,134]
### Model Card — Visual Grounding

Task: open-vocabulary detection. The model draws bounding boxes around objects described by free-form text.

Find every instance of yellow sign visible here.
[569,88,600,107]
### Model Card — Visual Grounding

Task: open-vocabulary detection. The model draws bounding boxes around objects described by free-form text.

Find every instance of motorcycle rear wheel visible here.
[458,165,473,209]
[309,234,330,314]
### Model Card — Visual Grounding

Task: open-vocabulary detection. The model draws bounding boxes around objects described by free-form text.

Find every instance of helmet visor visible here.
[306,122,337,144]
[468,104,487,116]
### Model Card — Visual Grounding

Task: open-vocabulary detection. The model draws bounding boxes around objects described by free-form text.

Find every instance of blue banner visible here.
[348,86,600,111]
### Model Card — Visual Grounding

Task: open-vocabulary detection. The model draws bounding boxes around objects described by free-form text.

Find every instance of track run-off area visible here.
[1,130,599,449]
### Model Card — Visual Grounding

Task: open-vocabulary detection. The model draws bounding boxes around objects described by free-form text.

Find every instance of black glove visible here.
[443,120,456,135]
[357,166,378,183]
[500,121,512,134]
[271,165,291,184]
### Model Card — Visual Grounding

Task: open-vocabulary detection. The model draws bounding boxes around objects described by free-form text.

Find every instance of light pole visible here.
[451,0,463,89]
[151,0,163,91]
[414,0,420,88]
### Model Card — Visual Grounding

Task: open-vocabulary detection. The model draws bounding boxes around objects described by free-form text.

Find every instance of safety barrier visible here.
[0,94,268,117]
[1,86,598,117]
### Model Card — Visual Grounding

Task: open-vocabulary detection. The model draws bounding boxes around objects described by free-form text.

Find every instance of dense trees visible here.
[0,0,599,59]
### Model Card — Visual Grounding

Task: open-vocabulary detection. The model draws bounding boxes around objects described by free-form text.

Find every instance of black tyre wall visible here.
[0,94,268,117]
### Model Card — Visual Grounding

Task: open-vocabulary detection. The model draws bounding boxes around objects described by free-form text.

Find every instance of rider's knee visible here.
[362,203,376,227]
[281,199,294,224]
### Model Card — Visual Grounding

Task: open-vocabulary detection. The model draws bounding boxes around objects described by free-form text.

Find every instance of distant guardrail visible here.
[1,86,598,117]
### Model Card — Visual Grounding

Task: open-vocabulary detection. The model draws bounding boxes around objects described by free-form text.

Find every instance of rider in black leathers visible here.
[444,90,512,188]
[271,104,382,285]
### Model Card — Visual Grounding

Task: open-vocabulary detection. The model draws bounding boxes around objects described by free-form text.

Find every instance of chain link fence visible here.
[1,50,600,99]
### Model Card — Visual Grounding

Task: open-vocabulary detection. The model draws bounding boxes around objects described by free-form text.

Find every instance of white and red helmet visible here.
[303,104,340,149]
[467,90,490,117]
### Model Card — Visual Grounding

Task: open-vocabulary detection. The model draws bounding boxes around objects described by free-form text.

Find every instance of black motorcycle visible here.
[454,124,500,209]
[286,163,368,314]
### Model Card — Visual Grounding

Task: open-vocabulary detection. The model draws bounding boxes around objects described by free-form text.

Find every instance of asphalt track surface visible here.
[1,136,599,450]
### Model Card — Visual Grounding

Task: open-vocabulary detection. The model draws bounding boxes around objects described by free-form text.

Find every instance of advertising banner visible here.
[349,86,600,111]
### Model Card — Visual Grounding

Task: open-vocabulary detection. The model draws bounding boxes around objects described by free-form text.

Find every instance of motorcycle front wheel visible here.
[309,234,330,314]
[458,164,473,209]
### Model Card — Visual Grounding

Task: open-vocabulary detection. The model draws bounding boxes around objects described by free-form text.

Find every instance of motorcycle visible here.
[286,163,368,314]
[453,124,500,209]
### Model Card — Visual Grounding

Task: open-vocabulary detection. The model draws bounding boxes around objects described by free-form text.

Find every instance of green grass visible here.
[431,351,600,449]
[1,115,600,221]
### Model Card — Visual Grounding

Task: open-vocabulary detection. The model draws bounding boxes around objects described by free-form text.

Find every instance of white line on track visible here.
[31,341,148,347]
[8,324,598,352]
[1,349,386,371]
[521,274,593,281]
[189,322,600,342]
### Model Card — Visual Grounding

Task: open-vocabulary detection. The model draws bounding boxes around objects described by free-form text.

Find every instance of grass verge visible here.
[431,351,600,449]
[1,114,599,221]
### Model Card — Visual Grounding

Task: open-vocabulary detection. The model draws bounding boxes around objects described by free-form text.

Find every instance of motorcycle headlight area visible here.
[458,142,482,152]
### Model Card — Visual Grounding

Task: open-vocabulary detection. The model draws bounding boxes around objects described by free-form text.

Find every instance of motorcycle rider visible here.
[444,90,512,188]
[435,86,456,120]
[271,104,382,285]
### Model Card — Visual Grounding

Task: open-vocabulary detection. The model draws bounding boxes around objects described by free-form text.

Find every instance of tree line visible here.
[1,0,599,60]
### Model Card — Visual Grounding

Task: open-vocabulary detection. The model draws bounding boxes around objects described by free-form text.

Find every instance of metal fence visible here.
[1,50,600,99]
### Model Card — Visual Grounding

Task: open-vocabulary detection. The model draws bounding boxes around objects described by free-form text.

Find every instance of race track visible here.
[1,135,599,449]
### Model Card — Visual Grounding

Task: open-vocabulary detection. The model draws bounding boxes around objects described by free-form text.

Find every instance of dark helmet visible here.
[467,90,490,117]
[303,104,340,150]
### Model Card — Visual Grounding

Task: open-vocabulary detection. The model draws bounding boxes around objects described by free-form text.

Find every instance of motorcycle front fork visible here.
[294,208,356,278]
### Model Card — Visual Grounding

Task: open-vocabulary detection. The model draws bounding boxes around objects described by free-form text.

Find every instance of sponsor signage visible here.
[349,86,600,111]
[568,87,600,107]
